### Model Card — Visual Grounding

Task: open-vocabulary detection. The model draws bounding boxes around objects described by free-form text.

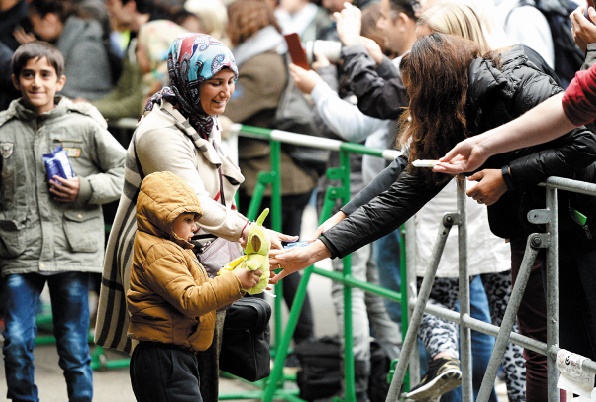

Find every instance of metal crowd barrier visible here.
[387,176,596,402]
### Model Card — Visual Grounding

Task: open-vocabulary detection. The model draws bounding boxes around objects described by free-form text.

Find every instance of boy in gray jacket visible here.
[0,41,126,402]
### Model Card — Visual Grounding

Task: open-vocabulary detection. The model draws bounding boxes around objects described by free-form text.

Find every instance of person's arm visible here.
[309,155,407,239]
[332,2,406,119]
[77,123,127,204]
[289,62,389,143]
[310,80,389,143]
[139,244,243,315]
[270,168,446,280]
[341,156,407,214]
[466,123,596,205]
[433,92,574,174]
[136,128,249,241]
[435,60,596,173]
[341,44,408,120]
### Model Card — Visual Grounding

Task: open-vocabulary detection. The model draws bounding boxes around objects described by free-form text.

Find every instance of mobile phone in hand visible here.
[283,241,310,249]
[284,33,309,70]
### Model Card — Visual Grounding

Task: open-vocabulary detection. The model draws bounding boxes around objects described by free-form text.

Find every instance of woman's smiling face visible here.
[199,68,236,116]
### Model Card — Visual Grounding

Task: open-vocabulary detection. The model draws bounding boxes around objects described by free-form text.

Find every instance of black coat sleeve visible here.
[321,169,447,258]
[341,44,409,120]
[341,155,407,215]
[508,127,596,187]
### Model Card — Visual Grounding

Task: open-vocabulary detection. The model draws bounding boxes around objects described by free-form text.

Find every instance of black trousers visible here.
[130,341,202,402]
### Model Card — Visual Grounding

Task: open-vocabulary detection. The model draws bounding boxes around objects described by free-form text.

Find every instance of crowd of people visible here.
[0,0,596,401]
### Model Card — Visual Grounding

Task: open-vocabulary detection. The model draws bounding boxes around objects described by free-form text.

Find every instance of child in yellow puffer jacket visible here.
[127,171,262,402]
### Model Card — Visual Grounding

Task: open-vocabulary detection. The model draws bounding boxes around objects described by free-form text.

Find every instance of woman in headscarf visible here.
[94,33,297,401]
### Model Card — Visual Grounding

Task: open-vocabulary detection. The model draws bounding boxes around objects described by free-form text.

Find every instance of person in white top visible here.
[493,0,554,68]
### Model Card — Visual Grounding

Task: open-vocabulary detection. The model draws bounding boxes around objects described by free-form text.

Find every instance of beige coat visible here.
[95,99,248,354]
[128,171,242,353]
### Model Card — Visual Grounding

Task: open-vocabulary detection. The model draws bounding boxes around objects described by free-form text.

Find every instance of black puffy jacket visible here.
[321,45,596,259]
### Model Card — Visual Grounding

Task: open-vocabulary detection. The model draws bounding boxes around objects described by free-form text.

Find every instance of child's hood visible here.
[136,171,203,244]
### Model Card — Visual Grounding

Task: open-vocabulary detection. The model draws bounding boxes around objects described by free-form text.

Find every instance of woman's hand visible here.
[465,169,507,206]
[335,2,362,46]
[289,63,323,94]
[433,136,489,174]
[239,223,297,250]
[269,239,331,282]
[310,211,347,240]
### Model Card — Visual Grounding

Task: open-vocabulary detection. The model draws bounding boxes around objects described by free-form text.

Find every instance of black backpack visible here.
[294,336,342,400]
[512,0,584,88]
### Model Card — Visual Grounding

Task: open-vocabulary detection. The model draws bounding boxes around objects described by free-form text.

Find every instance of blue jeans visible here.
[441,275,497,402]
[3,272,93,402]
[373,229,402,324]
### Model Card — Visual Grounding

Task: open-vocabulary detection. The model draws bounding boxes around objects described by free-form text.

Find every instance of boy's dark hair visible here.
[12,41,65,78]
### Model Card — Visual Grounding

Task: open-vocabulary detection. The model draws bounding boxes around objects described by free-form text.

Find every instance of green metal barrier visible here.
[235,125,406,402]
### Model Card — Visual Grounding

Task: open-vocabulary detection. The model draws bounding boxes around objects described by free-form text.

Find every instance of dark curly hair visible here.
[398,33,482,183]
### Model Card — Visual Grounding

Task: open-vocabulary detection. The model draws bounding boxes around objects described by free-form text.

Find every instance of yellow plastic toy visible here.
[219,208,270,295]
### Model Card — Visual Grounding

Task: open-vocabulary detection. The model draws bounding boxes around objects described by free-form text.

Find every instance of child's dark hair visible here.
[12,41,65,78]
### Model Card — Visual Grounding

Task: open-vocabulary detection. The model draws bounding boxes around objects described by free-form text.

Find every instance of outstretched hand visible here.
[433,136,489,175]
[239,223,298,249]
[269,240,331,282]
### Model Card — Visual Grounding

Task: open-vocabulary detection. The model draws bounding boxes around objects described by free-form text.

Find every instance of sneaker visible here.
[404,356,462,401]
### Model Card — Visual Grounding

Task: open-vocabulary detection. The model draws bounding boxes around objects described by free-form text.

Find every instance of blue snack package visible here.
[43,146,74,183]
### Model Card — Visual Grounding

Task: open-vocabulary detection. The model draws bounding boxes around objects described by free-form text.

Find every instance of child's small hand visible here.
[234,268,262,290]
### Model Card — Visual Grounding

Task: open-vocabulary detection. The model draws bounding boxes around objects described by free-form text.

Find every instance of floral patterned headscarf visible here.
[144,33,238,138]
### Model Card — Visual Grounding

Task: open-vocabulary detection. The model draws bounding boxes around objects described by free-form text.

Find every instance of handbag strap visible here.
[217,165,226,207]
